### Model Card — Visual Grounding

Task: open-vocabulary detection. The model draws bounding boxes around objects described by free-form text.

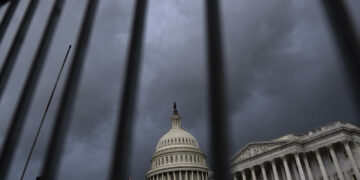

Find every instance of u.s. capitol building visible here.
[146,103,210,180]
[146,103,360,180]
[231,121,360,180]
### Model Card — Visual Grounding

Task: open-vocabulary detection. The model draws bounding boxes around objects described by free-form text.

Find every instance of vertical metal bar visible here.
[0,0,67,178]
[0,0,20,44]
[20,45,71,180]
[0,0,40,100]
[0,0,10,7]
[41,0,99,179]
[321,0,360,115]
[204,0,231,180]
[109,0,148,179]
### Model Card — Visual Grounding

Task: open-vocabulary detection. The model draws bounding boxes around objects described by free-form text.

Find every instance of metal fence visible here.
[0,0,358,179]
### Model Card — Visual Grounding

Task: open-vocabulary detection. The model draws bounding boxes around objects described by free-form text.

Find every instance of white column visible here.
[294,153,306,180]
[251,167,256,180]
[303,154,313,180]
[186,171,188,180]
[271,160,279,180]
[157,174,159,180]
[180,171,182,180]
[329,145,345,180]
[174,172,177,180]
[162,173,164,180]
[269,167,274,180]
[281,157,292,180]
[280,164,286,180]
[234,174,237,180]
[191,171,194,180]
[202,172,204,180]
[242,171,246,180]
[168,172,170,180]
[344,141,360,179]
[315,149,329,180]
[261,164,268,180]
[291,161,300,180]
[197,171,200,180]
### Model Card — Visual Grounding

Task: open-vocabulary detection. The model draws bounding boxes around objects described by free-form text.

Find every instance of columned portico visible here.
[231,122,360,180]
[344,141,360,179]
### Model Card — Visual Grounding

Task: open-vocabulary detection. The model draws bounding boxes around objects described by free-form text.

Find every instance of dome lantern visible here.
[171,101,181,128]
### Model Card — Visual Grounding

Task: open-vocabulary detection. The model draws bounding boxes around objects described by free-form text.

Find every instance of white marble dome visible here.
[147,103,210,180]
[156,127,200,151]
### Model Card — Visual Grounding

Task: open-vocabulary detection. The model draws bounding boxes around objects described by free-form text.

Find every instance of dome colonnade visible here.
[147,103,210,180]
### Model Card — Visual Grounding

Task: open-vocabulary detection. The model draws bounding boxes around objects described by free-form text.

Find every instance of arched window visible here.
[181,155,183,161]
[171,156,173,163]
[166,157,168,164]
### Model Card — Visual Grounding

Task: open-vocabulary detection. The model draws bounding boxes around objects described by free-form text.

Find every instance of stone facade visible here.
[231,121,360,180]
[147,104,210,180]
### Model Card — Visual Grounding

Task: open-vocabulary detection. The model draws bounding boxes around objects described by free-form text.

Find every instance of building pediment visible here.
[232,142,287,163]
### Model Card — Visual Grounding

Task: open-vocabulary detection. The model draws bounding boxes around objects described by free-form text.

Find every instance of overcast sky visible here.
[0,0,360,179]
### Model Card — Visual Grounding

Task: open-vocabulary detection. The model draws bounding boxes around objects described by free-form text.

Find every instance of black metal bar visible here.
[41,0,99,179]
[204,0,231,180]
[0,0,19,44]
[321,0,360,116]
[0,0,40,100]
[0,0,10,7]
[20,45,71,180]
[0,0,67,178]
[109,0,148,179]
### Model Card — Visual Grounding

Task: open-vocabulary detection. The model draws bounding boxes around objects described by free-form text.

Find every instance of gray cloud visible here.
[0,0,359,179]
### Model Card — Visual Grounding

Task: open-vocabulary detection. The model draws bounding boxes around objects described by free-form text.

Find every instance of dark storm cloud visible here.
[0,0,359,179]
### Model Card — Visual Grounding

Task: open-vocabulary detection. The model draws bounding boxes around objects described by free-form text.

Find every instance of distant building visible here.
[146,103,210,180]
[231,121,360,180]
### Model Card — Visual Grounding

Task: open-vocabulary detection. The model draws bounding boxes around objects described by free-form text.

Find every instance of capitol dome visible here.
[147,103,210,180]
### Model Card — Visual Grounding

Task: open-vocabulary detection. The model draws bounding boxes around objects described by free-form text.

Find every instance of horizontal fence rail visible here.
[0,0,358,179]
